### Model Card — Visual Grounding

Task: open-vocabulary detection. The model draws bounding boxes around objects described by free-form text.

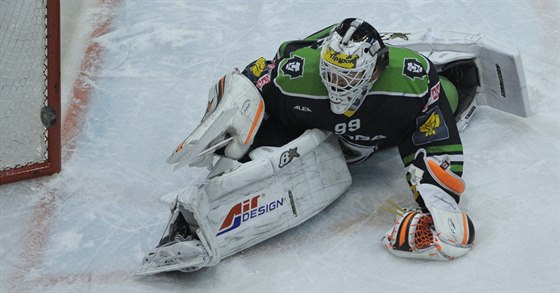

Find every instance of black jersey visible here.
[241,31,464,204]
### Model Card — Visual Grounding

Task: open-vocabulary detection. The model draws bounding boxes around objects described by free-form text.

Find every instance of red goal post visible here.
[0,0,61,185]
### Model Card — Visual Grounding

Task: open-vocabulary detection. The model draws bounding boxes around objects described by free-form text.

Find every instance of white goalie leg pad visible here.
[167,70,265,169]
[176,129,352,268]
[386,29,530,118]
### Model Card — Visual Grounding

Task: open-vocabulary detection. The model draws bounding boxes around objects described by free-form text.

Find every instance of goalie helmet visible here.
[320,18,388,114]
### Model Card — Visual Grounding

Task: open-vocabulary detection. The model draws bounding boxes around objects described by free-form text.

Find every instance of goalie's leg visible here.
[137,129,352,274]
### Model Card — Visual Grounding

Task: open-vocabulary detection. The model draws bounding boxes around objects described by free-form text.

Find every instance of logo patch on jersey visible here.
[322,47,359,69]
[256,74,271,90]
[250,57,268,77]
[423,81,441,112]
[412,106,449,145]
[282,56,304,79]
[293,105,312,112]
[420,112,440,136]
[403,58,427,80]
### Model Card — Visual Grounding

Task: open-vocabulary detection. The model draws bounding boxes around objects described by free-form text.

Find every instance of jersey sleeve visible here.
[241,23,336,84]
[397,59,464,207]
[240,35,328,130]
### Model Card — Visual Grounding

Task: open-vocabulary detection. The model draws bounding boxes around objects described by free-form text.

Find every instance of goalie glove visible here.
[382,209,475,261]
[383,149,476,261]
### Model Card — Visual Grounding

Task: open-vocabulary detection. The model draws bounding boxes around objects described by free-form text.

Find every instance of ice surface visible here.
[1,0,558,292]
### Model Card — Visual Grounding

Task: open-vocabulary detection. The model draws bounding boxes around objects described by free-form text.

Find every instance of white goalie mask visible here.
[320,18,387,115]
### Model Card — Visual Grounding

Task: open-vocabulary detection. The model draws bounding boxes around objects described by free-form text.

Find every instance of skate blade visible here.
[135,240,209,276]
[135,256,206,276]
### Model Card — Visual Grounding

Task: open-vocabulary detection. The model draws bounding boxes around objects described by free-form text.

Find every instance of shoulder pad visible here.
[371,46,432,98]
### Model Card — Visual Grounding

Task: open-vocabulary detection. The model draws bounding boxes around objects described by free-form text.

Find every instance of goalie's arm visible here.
[241,23,336,91]
[385,69,475,261]
[398,61,465,207]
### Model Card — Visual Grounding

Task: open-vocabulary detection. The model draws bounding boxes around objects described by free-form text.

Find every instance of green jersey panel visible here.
[372,46,431,98]
[273,45,433,101]
[274,46,327,98]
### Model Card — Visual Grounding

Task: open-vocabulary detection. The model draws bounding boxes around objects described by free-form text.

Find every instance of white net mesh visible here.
[0,0,49,172]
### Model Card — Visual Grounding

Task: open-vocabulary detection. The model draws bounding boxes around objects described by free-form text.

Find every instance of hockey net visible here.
[0,0,61,185]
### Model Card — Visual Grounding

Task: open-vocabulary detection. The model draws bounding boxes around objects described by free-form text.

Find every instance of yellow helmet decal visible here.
[323,47,359,69]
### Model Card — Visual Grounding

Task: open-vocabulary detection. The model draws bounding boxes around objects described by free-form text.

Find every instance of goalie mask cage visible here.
[0,0,61,185]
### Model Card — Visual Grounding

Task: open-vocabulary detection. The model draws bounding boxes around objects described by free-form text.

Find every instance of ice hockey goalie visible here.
[136,18,529,275]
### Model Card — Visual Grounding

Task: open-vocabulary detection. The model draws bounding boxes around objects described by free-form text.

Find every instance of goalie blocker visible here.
[166,71,266,170]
